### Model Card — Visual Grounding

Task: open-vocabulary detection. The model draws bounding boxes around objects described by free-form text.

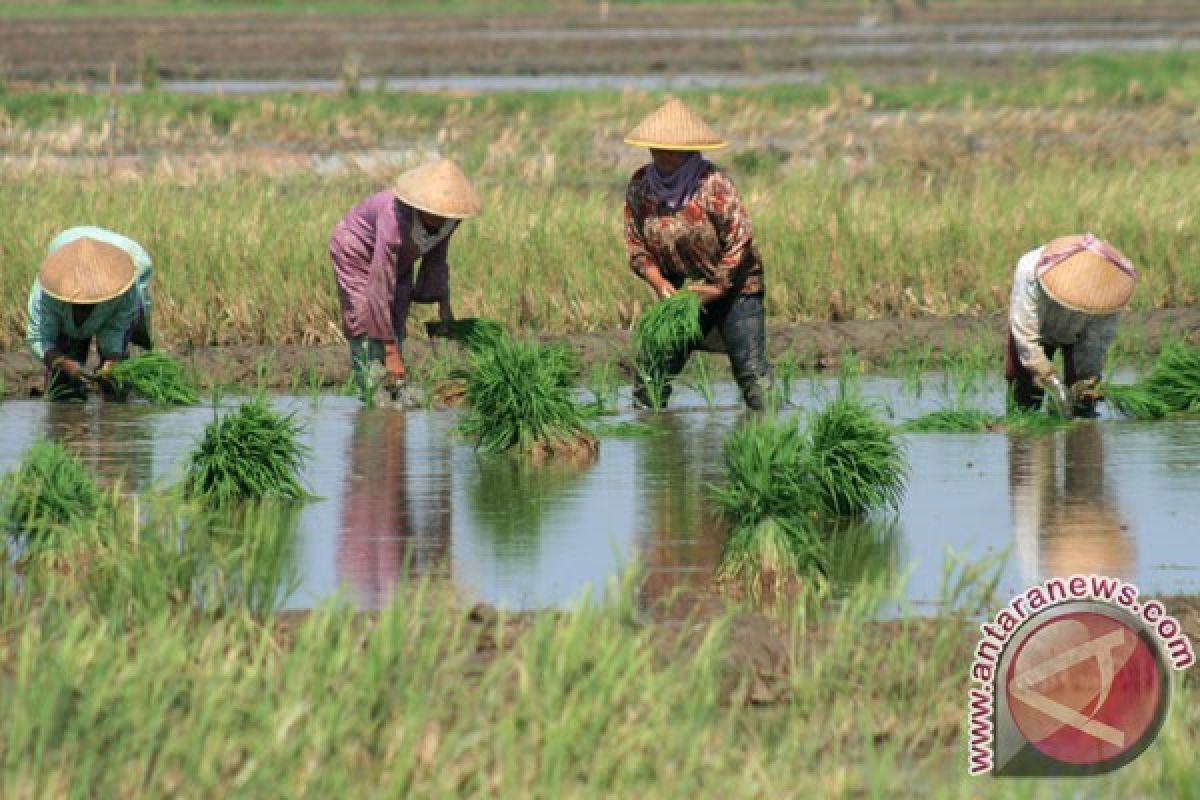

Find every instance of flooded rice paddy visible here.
[2,373,1198,612]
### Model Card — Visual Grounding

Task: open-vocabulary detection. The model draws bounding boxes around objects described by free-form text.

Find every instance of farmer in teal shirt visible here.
[26,226,154,401]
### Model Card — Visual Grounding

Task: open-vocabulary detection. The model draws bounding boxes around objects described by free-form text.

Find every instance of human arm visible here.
[413,234,455,332]
[1008,257,1056,382]
[704,171,754,305]
[624,187,675,300]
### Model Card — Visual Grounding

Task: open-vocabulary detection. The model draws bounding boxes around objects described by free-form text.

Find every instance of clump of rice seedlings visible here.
[1101,343,1200,419]
[632,290,703,364]
[432,317,507,353]
[106,352,198,405]
[459,335,597,463]
[586,419,665,438]
[185,399,311,507]
[805,395,908,517]
[0,439,117,560]
[901,409,1002,433]
[1001,408,1078,434]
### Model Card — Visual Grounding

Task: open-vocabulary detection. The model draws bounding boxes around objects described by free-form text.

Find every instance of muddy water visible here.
[2,375,1198,612]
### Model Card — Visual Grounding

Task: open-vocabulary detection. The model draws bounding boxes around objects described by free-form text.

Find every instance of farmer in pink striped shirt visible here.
[330,159,481,402]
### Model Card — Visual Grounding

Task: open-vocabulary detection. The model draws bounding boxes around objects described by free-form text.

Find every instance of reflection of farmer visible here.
[623,98,772,410]
[26,227,154,402]
[1006,233,1137,417]
[330,159,481,402]
[336,411,451,607]
[1009,425,1133,582]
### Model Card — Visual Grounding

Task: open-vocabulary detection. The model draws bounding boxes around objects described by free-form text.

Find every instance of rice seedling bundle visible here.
[804,397,908,517]
[185,400,311,506]
[0,439,101,540]
[434,318,508,353]
[106,352,198,405]
[1102,343,1200,419]
[459,335,597,461]
[901,409,1002,433]
[632,291,703,363]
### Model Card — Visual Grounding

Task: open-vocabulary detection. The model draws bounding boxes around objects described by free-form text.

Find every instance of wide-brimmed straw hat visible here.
[38,237,137,304]
[624,98,727,151]
[1037,234,1137,314]
[392,158,481,219]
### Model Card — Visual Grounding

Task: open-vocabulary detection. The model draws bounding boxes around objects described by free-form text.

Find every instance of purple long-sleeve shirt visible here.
[330,191,455,342]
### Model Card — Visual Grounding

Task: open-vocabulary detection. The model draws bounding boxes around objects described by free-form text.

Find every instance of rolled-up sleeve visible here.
[26,285,59,361]
[708,173,754,292]
[1074,313,1120,380]
[624,188,659,281]
[1009,252,1055,380]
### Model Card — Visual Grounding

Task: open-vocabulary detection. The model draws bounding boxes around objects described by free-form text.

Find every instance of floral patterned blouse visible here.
[623,163,764,296]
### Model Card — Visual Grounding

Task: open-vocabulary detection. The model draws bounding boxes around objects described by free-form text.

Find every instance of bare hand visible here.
[383,341,406,384]
[686,283,727,305]
[53,356,83,378]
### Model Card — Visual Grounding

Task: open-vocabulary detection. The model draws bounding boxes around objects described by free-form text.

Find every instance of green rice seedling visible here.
[0,440,110,558]
[632,291,703,364]
[430,317,507,353]
[771,353,801,408]
[106,352,198,405]
[716,516,828,607]
[586,419,666,438]
[583,358,620,415]
[681,354,717,409]
[185,399,311,507]
[804,396,908,517]
[1102,343,1200,419]
[901,408,1003,433]
[458,335,596,462]
[1001,408,1078,434]
[711,415,815,525]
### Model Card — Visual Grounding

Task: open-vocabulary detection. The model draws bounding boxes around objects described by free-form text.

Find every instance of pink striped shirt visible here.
[329,191,456,342]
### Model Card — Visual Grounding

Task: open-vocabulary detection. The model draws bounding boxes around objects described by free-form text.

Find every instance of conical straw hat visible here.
[392,158,481,219]
[38,237,137,304]
[1037,234,1137,314]
[624,98,727,151]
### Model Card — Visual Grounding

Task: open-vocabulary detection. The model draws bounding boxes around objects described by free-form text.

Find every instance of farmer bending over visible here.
[330,158,480,404]
[623,98,772,410]
[26,226,154,402]
[1007,233,1137,418]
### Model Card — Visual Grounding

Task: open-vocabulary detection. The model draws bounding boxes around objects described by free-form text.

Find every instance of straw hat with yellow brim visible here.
[624,98,727,151]
[1037,234,1137,315]
[392,158,481,220]
[38,237,137,305]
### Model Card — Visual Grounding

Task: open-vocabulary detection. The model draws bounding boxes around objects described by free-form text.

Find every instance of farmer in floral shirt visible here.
[623,98,772,410]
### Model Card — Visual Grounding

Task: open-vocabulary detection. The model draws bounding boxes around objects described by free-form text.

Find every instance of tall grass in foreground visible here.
[5,533,1195,798]
[185,399,311,506]
[107,351,198,405]
[459,335,597,462]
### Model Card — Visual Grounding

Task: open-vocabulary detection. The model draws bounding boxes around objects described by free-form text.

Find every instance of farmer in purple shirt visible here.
[330,159,481,402]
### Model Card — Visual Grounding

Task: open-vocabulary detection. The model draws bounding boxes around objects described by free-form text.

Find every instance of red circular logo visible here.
[1005,611,1164,766]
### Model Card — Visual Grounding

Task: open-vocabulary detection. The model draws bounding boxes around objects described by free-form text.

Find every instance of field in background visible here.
[2,52,1198,352]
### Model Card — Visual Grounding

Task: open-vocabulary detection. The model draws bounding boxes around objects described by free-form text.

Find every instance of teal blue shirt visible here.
[26,227,153,361]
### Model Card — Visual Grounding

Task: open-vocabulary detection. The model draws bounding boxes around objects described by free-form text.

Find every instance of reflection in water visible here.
[637,416,728,605]
[467,457,588,566]
[42,402,157,493]
[824,516,903,589]
[1009,425,1134,582]
[335,410,451,608]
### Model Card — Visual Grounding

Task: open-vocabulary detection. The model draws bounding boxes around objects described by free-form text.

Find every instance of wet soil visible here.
[1,307,1196,397]
[3,4,1198,83]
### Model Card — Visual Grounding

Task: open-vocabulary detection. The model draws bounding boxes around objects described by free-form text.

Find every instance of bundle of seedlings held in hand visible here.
[185,399,311,508]
[713,395,908,604]
[1100,342,1200,419]
[632,290,703,365]
[106,352,198,405]
[0,438,117,562]
[458,334,597,464]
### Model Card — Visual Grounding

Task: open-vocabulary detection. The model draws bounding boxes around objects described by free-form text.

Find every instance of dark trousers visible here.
[635,292,772,410]
[46,307,152,401]
[1004,331,1080,412]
